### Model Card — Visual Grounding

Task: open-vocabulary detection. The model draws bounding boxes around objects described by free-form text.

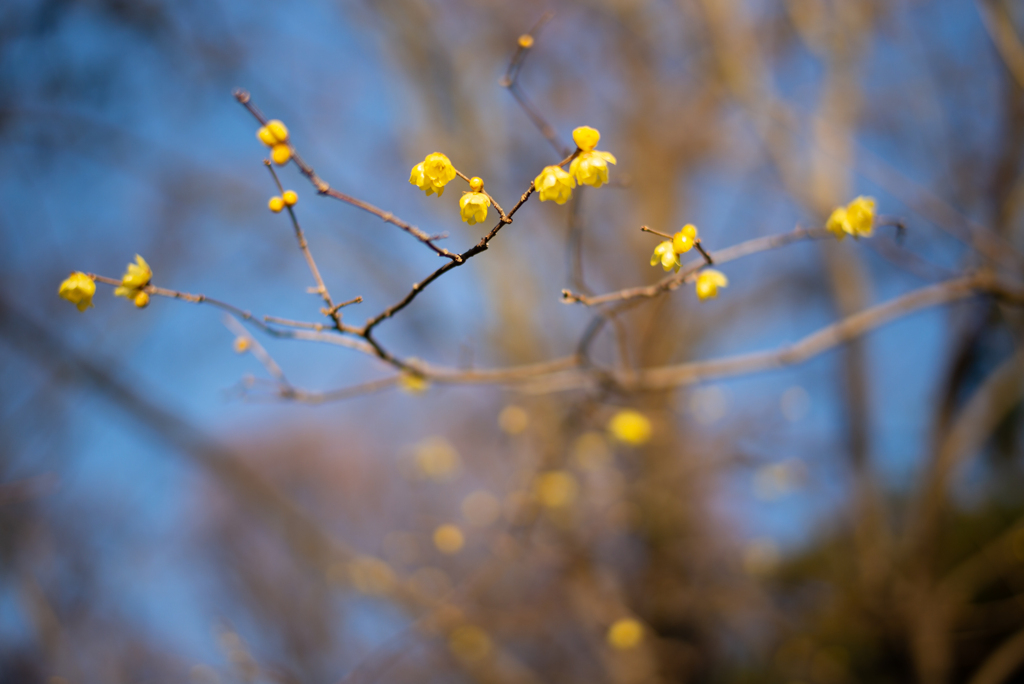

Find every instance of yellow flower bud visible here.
[398,371,430,394]
[695,269,728,300]
[133,291,150,308]
[518,34,534,49]
[121,255,152,289]
[608,409,652,446]
[459,192,491,225]
[271,144,291,165]
[572,126,601,151]
[469,176,484,192]
[282,190,298,206]
[533,165,575,204]
[58,272,96,312]
[268,196,284,213]
[265,119,289,143]
[672,224,698,254]
[826,196,876,239]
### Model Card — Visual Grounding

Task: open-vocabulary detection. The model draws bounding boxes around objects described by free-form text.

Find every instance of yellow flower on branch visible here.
[398,371,430,394]
[58,272,96,312]
[608,409,652,446]
[459,192,491,225]
[569,126,616,187]
[826,196,876,239]
[282,190,298,206]
[268,196,284,213]
[672,224,698,254]
[534,165,575,204]
[257,119,289,146]
[410,152,456,197]
[650,241,680,272]
[114,255,152,302]
[695,269,728,300]
[270,144,291,166]
[133,291,150,308]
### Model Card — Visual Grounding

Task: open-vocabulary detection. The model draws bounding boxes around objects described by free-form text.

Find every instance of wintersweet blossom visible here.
[270,144,291,166]
[459,192,490,225]
[257,120,289,146]
[410,152,456,197]
[282,190,298,206]
[268,196,284,213]
[826,196,876,239]
[569,126,617,188]
[608,409,652,446]
[650,241,680,272]
[672,224,698,254]
[695,269,728,300]
[534,165,575,204]
[58,272,96,312]
[114,255,152,302]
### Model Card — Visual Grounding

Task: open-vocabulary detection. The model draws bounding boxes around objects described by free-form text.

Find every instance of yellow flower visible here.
[607,618,644,650]
[695,269,728,300]
[650,241,680,272]
[268,196,284,213]
[534,165,575,204]
[572,126,601,152]
[58,272,96,312]
[608,409,652,446]
[410,152,456,197]
[518,34,534,49]
[271,144,291,165]
[469,176,484,192]
[672,224,698,254]
[133,291,150,308]
[114,255,152,302]
[459,192,491,225]
[282,190,298,206]
[121,255,152,289]
[569,150,617,188]
[826,196,876,239]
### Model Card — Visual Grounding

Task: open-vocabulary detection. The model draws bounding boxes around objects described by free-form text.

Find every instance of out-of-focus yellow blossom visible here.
[414,437,460,481]
[534,470,578,508]
[826,196,876,239]
[58,272,96,312]
[608,409,652,446]
[498,405,529,435]
[271,144,291,166]
[449,625,492,663]
[695,269,728,300]
[433,524,465,554]
[672,224,698,254]
[398,371,430,394]
[650,241,680,272]
[133,291,150,308]
[257,120,289,146]
[121,255,152,289]
[518,34,534,49]
[347,556,395,595]
[607,618,644,650]
[572,126,601,151]
[570,150,617,188]
[534,165,575,204]
[233,337,250,354]
[268,196,284,213]
[569,126,616,187]
[282,190,298,206]
[459,192,491,225]
[410,152,456,197]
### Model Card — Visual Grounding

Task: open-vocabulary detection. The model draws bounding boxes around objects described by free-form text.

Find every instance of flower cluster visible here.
[649,224,700,273]
[114,255,153,308]
[568,126,617,188]
[826,196,876,240]
[410,152,456,197]
[257,119,292,166]
[269,190,298,213]
[58,272,96,312]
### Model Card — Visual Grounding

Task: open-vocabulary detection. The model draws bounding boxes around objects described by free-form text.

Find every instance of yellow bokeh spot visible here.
[573,431,611,470]
[448,625,492,663]
[607,618,644,650]
[607,409,652,446]
[433,524,465,554]
[534,471,578,508]
[233,337,250,354]
[498,405,529,435]
[348,556,395,595]
[414,437,460,481]
[398,372,430,395]
[461,490,501,528]
[517,34,534,49]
